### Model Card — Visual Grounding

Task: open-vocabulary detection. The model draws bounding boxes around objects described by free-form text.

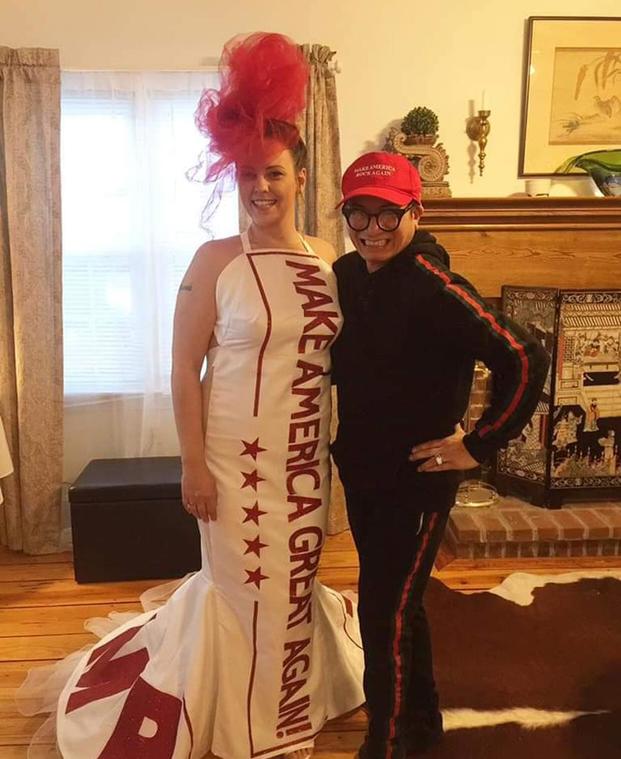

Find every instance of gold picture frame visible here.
[519,16,621,177]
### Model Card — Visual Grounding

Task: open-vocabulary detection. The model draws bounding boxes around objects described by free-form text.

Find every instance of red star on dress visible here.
[244,535,268,558]
[242,502,267,525]
[241,469,265,491]
[245,566,269,589]
[241,438,266,461]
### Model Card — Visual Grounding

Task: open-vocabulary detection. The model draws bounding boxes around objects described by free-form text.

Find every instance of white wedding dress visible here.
[18,232,364,759]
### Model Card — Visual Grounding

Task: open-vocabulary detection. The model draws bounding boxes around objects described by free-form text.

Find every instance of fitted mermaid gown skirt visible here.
[53,235,364,758]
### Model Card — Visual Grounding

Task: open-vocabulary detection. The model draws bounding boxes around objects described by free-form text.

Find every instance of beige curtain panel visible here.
[296,44,345,256]
[298,44,349,534]
[0,47,63,554]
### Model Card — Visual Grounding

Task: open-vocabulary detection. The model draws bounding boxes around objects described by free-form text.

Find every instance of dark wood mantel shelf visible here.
[422,196,621,229]
[418,197,621,297]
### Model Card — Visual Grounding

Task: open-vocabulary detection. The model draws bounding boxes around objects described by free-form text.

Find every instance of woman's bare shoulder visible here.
[192,235,244,276]
[196,234,243,259]
[305,235,337,265]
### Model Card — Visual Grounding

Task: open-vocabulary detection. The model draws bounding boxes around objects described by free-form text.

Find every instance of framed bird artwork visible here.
[519,16,621,178]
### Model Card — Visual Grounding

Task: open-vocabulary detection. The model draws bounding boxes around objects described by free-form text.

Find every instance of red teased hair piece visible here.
[196,32,308,181]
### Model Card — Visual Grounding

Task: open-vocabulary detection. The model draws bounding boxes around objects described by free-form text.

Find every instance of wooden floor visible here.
[2,531,621,758]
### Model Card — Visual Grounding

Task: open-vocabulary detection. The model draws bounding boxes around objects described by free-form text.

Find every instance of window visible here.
[61,71,238,395]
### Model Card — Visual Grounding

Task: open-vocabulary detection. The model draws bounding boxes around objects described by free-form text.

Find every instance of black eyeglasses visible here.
[342,201,416,232]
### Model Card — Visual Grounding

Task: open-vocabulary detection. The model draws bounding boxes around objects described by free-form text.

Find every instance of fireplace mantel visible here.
[419,197,621,298]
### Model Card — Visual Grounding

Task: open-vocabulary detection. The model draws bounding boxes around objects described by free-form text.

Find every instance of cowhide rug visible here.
[425,571,621,758]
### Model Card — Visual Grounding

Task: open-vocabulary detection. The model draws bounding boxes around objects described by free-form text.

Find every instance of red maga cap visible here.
[339,151,422,207]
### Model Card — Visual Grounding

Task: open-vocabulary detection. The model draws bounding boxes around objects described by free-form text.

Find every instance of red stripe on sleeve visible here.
[415,255,530,437]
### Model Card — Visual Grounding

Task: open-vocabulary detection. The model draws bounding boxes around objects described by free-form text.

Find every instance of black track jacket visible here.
[331,230,550,491]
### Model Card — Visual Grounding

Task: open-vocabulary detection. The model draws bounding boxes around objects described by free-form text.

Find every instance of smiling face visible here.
[345,195,420,272]
[236,147,306,230]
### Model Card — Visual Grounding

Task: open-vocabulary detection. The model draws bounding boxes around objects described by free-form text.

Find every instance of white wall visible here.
[2,0,618,195]
[4,0,618,489]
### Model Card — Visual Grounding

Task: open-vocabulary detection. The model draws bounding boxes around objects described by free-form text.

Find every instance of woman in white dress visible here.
[26,32,363,759]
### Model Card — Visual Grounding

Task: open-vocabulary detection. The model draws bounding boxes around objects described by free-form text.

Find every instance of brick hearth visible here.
[446,498,621,559]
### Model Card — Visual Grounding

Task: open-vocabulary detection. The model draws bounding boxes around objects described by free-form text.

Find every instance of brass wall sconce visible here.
[466,110,491,176]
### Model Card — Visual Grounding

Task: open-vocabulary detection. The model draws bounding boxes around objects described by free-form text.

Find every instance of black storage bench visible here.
[69,457,201,583]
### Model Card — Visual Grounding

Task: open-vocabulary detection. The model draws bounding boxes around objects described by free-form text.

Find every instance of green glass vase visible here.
[556,149,621,197]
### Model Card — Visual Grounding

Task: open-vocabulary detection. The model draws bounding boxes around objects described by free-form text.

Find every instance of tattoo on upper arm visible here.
[179,283,193,292]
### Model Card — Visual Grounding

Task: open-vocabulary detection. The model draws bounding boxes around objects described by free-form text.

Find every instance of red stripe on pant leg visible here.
[385,513,439,759]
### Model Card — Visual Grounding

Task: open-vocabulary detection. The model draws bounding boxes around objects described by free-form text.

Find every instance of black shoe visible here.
[404,710,444,756]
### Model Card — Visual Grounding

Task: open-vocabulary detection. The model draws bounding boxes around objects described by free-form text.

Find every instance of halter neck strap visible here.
[240,230,315,254]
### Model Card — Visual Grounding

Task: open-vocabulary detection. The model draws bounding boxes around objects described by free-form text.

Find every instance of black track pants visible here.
[344,477,457,758]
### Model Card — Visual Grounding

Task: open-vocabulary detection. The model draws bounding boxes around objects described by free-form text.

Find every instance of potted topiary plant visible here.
[401,106,439,145]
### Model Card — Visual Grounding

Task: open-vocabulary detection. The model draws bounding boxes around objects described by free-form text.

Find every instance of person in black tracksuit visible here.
[330,152,550,759]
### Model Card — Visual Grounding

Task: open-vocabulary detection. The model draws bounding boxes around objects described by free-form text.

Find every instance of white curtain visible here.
[61,71,238,496]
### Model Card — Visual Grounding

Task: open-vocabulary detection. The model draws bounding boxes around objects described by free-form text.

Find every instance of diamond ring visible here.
[435,454,443,466]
